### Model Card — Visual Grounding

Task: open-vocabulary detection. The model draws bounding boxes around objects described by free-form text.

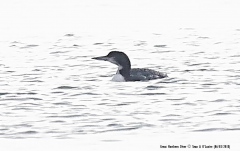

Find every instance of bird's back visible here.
[129,68,167,81]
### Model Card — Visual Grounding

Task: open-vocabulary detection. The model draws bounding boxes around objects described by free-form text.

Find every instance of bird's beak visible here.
[92,56,109,61]
[92,55,118,65]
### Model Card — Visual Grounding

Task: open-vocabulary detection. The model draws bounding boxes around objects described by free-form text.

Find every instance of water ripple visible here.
[1,27,240,139]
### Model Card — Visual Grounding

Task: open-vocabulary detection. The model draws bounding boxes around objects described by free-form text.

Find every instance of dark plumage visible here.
[130,68,167,81]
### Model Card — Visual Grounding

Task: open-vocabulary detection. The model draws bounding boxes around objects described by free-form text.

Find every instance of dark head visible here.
[92,51,131,79]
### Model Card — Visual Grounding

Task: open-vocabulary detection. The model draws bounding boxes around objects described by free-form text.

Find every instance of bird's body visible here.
[129,68,167,81]
[92,51,167,82]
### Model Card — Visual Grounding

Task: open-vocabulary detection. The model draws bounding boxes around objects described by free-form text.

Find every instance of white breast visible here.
[111,74,125,82]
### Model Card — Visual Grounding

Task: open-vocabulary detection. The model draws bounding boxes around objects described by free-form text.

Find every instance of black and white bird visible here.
[92,51,167,82]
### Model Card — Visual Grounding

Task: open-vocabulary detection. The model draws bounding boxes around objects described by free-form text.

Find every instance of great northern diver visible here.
[92,51,167,82]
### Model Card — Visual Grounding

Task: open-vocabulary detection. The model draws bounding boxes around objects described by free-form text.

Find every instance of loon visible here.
[92,51,167,82]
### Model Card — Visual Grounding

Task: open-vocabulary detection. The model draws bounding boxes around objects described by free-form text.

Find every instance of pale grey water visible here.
[1,28,240,140]
[1,0,240,150]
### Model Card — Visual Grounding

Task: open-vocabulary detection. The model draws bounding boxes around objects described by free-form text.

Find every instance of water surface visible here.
[1,0,240,150]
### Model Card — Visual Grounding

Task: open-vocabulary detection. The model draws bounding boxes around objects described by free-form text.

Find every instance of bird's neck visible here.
[117,65,130,81]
